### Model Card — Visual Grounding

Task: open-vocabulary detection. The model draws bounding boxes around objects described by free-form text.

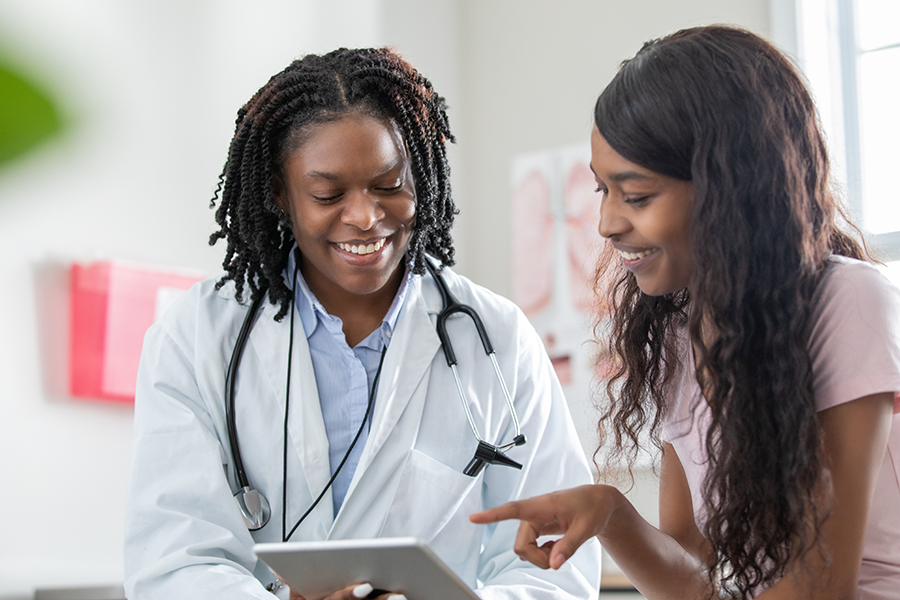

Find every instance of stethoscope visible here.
[225,255,526,537]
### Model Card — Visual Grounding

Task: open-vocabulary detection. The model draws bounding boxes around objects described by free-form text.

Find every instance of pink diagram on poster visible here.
[511,169,554,318]
[564,160,602,315]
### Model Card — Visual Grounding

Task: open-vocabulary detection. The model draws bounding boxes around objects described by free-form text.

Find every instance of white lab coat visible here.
[124,266,601,600]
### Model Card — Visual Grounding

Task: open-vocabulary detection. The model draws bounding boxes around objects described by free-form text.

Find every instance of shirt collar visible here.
[286,247,412,346]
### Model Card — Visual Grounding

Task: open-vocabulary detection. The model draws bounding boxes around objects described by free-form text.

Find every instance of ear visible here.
[272,173,288,214]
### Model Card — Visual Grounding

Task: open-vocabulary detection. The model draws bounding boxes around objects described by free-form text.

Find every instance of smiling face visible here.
[591,126,694,297]
[275,112,417,310]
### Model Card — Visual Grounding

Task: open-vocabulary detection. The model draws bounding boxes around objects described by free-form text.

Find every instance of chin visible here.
[636,281,681,297]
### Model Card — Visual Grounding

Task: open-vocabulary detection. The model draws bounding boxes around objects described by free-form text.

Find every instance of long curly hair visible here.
[209,47,457,320]
[592,26,868,596]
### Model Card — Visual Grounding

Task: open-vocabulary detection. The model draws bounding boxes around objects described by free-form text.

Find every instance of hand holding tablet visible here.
[254,538,480,600]
[283,581,402,600]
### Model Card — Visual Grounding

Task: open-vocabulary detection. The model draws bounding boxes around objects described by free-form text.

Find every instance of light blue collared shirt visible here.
[286,250,411,516]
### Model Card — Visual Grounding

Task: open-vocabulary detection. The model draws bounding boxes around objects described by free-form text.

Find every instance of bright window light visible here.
[796,0,900,257]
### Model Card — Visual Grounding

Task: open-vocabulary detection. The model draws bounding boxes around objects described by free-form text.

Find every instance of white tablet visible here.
[253,537,480,600]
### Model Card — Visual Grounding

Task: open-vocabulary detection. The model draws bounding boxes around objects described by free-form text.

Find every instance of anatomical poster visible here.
[511,144,607,462]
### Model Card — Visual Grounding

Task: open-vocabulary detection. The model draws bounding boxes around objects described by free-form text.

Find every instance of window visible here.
[792,0,900,259]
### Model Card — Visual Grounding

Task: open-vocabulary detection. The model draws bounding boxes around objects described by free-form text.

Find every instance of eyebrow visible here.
[306,170,340,181]
[589,164,653,183]
[306,157,405,181]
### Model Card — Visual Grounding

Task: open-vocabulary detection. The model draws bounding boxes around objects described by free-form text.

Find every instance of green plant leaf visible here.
[0,62,64,165]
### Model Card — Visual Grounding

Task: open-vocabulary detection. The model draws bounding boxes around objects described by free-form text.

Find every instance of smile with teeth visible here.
[337,238,386,255]
[619,248,658,261]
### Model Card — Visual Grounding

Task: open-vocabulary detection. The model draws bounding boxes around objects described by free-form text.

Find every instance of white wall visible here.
[0,1,770,597]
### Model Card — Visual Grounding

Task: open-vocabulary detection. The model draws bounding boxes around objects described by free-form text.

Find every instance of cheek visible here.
[290,212,327,247]
[396,197,417,229]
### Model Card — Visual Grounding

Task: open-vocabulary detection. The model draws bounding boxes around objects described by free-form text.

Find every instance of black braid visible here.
[209,47,457,320]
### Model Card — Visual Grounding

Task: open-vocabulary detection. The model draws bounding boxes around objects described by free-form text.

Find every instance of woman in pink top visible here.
[472,25,900,599]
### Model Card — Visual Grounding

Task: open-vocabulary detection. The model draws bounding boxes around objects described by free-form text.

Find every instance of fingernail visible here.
[352,583,374,598]
[388,595,407,600]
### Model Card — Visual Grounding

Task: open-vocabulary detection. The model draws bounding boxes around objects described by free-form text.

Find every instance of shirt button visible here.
[384,326,392,339]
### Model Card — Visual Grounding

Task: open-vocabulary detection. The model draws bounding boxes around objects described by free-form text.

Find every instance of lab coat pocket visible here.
[380,449,481,564]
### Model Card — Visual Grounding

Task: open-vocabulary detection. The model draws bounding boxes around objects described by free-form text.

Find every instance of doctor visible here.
[123,47,601,600]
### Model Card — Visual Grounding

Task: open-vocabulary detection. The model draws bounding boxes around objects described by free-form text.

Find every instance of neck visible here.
[302,264,405,348]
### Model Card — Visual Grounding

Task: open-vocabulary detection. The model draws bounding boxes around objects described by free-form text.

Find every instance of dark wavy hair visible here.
[592,26,868,597]
[209,47,457,320]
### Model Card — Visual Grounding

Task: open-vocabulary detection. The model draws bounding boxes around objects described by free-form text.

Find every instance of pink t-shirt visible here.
[662,256,900,599]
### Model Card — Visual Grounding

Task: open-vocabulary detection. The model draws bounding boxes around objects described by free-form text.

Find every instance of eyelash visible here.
[313,194,341,203]
[312,182,404,203]
[594,186,650,206]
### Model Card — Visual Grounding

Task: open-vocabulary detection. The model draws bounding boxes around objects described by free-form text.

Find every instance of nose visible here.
[598,193,628,239]
[341,190,384,231]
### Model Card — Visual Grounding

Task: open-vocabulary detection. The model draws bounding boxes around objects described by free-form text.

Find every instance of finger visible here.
[469,501,522,524]
[546,520,597,570]
[323,582,376,600]
[512,520,552,569]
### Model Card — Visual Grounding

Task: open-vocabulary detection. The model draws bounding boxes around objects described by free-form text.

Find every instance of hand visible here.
[469,484,620,570]
[288,582,406,600]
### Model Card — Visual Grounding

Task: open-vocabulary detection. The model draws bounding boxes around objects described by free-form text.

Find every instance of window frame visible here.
[772,0,900,260]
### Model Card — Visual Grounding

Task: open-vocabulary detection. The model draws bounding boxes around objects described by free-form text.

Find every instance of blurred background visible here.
[1,0,896,598]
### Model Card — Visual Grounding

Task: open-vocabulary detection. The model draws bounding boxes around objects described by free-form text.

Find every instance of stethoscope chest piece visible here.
[235,485,271,530]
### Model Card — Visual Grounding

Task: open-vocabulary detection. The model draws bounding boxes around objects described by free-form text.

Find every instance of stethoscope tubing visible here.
[226,256,526,532]
[225,288,269,492]
[424,260,523,444]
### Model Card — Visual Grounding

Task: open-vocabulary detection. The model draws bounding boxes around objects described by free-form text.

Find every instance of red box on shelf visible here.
[69,261,204,402]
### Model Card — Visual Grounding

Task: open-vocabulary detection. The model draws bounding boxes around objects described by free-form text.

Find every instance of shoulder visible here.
[810,256,900,411]
[416,264,542,356]
[423,265,528,323]
[148,276,248,351]
[818,255,898,295]
[813,256,900,333]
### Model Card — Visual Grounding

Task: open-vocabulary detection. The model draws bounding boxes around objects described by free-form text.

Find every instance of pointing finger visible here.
[470,501,522,524]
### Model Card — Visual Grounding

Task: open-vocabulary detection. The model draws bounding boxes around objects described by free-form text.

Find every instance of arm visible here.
[604,443,713,599]
[755,392,893,600]
[472,392,894,600]
[124,320,277,599]
[471,443,713,600]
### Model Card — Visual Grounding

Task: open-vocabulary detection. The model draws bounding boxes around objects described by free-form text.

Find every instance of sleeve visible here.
[123,314,280,599]
[809,259,900,412]
[474,308,603,600]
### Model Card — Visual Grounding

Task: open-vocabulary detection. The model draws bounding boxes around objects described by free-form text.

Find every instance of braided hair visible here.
[209,47,457,320]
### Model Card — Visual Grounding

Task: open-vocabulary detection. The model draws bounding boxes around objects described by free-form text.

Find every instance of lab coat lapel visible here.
[337,276,441,515]
[250,299,334,536]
